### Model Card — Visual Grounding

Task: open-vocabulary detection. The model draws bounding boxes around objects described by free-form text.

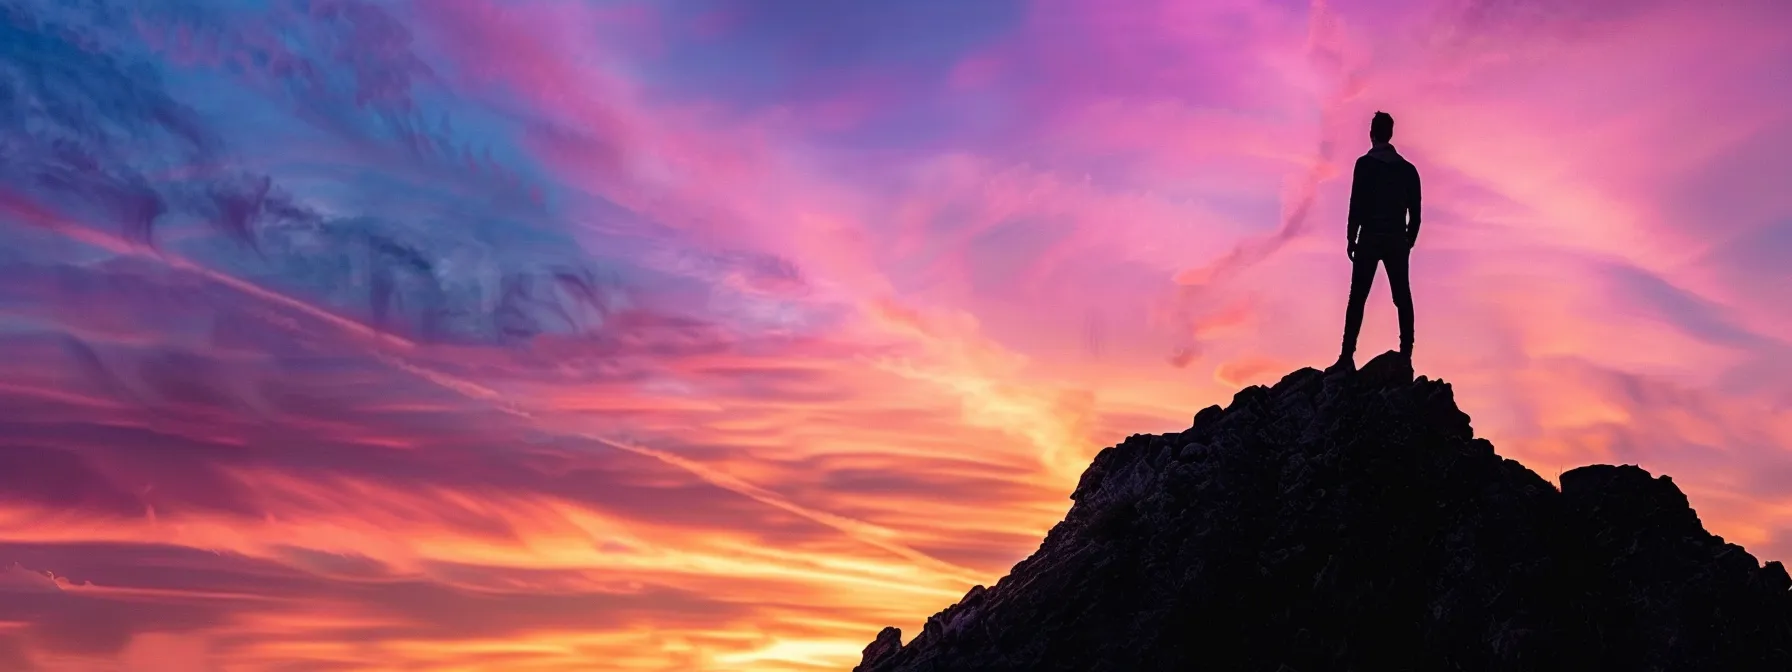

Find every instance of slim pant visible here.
[1341,237,1413,358]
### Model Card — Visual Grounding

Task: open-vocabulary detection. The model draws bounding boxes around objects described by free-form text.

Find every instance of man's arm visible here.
[1405,164,1422,246]
[1347,158,1366,247]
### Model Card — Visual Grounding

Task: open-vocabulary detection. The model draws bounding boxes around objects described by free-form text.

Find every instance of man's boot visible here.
[1327,351,1356,374]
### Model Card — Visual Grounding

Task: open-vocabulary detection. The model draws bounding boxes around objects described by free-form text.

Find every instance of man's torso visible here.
[1355,150,1416,238]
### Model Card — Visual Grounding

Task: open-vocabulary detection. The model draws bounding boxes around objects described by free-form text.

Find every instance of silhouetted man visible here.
[1334,111,1420,372]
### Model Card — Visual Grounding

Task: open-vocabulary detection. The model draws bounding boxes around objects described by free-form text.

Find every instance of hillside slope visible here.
[855,353,1792,672]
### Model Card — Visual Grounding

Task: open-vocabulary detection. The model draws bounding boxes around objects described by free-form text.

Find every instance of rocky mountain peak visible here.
[856,352,1792,671]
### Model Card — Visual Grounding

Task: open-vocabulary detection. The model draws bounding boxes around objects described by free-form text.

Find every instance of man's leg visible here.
[1340,252,1380,361]
[1384,247,1414,357]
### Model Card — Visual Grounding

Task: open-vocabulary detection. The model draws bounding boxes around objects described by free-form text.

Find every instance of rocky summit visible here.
[855,352,1792,672]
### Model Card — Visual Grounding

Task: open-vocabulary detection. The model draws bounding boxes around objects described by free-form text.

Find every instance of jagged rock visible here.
[1357,349,1414,388]
[855,352,1792,672]
[859,627,903,670]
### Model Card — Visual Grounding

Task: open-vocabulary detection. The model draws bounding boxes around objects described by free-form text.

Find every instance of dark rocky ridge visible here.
[855,352,1792,672]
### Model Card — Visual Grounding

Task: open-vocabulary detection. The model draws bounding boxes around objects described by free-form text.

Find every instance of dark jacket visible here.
[1348,143,1422,247]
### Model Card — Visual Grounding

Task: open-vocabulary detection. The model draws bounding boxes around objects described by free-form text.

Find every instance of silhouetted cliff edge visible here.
[856,352,1792,672]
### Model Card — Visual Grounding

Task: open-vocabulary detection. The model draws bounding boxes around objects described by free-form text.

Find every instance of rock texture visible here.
[855,352,1792,672]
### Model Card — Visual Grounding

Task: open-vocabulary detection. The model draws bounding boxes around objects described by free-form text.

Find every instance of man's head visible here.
[1370,111,1394,144]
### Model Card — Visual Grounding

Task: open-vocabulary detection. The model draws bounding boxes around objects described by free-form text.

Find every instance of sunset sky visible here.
[2,0,1790,669]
